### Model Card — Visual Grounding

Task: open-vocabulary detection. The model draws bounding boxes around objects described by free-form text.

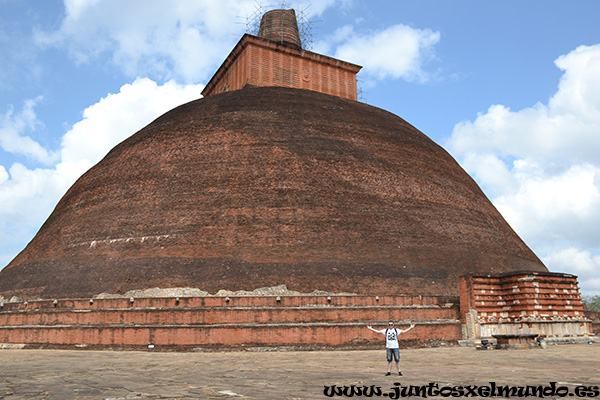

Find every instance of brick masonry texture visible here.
[201,35,361,100]
[257,9,302,49]
[0,294,461,348]
[459,272,592,339]
[589,312,600,335]
[202,8,361,100]
[0,86,547,300]
[460,272,585,323]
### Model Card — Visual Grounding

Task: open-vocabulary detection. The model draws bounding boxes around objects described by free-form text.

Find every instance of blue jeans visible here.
[386,348,400,362]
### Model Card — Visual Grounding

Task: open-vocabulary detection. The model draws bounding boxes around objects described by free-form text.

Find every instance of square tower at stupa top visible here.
[201,9,362,100]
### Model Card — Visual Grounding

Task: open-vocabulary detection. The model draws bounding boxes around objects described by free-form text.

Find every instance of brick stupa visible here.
[0,9,547,300]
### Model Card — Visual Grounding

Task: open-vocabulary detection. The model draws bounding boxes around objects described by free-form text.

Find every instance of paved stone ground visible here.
[0,344,599,399]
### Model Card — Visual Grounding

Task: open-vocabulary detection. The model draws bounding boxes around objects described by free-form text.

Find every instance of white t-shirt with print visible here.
[376,328,400,349]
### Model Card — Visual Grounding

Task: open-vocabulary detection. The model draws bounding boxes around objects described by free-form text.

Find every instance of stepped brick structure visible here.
[460,272,591,341]
[0,9,591,350]
[0,294,461,349]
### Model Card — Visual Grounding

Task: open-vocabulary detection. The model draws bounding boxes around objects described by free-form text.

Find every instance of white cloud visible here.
[449,45,600,165]
[0,97,58,165]
[320,24,440,83]
[551,45,600,121]
[447,44,600,296]
[543,248,600,296]
[0,166,7,184]
[34,0,346,84]
[61,78,201,164]
[0,78,203,267]
[34,0,259,82]
[458,152,517,198]
[494,163,600,249]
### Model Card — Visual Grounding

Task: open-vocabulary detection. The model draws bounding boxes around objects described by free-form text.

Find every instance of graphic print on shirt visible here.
[387,330,397,341]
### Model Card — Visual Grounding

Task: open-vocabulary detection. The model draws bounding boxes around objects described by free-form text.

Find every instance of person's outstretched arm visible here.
[367,325,382,333]
[399,324,415,334]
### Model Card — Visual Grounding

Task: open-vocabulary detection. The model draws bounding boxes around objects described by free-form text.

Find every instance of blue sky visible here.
[1,0,599,296]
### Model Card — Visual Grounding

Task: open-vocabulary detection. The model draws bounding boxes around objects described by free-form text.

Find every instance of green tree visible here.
[582,295,600,312]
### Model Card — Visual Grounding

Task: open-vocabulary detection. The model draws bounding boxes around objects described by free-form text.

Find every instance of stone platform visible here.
[0,343,598,399]
[492,333,539,349]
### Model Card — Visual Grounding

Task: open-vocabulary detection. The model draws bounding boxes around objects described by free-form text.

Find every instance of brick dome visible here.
[0,86,547,299]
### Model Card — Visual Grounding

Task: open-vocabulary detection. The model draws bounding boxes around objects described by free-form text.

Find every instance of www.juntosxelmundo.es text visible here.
[323,382,600,398]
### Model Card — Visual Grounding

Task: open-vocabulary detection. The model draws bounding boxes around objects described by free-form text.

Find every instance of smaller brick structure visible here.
[201,9,361,100]
[460,272,592,341]
[586,311,600,336]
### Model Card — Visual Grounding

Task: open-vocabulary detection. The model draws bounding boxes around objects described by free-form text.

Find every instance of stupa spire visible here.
[201,8,362,100]
[257,9,302,49]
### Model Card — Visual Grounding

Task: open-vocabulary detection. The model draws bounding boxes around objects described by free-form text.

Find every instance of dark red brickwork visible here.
[0,86,547,300]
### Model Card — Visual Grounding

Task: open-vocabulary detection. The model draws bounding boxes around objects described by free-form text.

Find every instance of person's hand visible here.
[410,324,415,328]
[367,325,372,329]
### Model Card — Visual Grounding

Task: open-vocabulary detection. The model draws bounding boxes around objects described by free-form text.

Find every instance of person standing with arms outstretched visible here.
[368,321,415,376]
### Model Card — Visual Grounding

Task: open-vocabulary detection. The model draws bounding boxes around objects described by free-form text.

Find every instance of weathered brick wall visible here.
[586,311,600,335]
[0,295,461,349]
[461,273,585,323]
[460,272,592,338]
[258,9,302,49]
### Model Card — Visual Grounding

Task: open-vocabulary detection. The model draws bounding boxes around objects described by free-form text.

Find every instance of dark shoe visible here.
[398,372,403,376]
[385,372,391,376]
